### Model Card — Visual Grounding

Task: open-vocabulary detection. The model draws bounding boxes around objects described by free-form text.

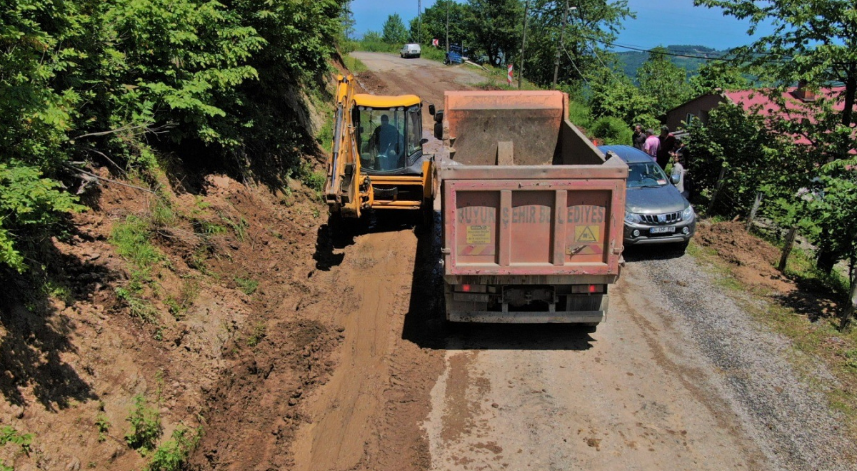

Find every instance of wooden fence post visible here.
[707,166,727,215]
[746,191,764,232]
[777,226,798,272]
[841,263,857,330]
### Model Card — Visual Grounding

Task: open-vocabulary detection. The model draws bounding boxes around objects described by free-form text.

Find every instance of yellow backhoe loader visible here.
[323,75,434,220]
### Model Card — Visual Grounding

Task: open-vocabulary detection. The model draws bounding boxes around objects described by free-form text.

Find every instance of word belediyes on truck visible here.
[433,91,628,329]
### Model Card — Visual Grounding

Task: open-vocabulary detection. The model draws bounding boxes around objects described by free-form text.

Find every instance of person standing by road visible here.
[632,124,646,150]
[670,151,689,199]
[644,129,660,160]
[657,125,676,170]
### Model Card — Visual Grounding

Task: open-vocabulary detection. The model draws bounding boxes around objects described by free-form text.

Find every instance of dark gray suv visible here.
[598,145,695,250]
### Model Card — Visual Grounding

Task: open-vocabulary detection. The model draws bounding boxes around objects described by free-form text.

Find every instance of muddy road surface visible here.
[289,52,853,471]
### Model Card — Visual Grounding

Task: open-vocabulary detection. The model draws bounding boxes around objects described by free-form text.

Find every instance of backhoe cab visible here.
[324,75,434,220]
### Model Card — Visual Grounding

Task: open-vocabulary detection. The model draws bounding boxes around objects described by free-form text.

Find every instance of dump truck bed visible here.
[438,90,627,323]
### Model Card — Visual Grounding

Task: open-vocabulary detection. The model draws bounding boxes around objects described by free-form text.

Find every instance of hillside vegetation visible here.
[616,45,729,79]
[1,0,348,274]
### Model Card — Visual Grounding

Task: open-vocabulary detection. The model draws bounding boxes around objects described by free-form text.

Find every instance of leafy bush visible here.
[0,163,84,272]
[145,426,201,471]
[685,104,815,217]
[0,0,349,272]
[125,394,162,455]
[590,116,632,145]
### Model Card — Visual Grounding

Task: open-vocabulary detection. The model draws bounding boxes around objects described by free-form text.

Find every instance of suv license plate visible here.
[650,226,676,234]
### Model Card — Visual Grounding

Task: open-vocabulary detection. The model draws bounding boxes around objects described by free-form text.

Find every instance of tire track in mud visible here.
[291,226,445,471]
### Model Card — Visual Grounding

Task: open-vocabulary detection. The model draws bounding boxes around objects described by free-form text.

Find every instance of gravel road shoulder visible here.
[627,244,855,471]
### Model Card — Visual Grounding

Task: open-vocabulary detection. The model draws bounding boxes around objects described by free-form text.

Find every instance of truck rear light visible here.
[571,284,605,294]
[454,284,487,293]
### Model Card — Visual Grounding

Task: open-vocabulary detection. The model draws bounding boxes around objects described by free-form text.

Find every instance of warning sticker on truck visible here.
[575,225,600,243]
[466,225,491,244]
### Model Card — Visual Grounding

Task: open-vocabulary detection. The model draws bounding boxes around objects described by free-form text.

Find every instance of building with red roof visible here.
[665,85,856,153]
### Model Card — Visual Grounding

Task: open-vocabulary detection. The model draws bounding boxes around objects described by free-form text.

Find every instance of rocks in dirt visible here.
[65,457,81,471]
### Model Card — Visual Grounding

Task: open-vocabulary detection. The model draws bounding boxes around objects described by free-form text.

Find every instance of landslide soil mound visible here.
[695,220,842,320]
[0,164,339,470]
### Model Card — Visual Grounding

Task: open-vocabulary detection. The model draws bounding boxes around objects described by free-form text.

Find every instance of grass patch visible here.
[221,214,249,242]
[165,278,200,319]
[246,322,266,347]
[234,276,258,296]
[191,219,227,236]
[112,215,164,270]
[111,215,165,322]
[96,413,110,442]
[316,114,335,154]
[1,425,33,454]
[342,54,368,73]
[294,161,326,196]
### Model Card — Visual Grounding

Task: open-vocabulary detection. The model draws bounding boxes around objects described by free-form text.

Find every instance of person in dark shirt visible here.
[657,125,676,170]
[632,124,646,150]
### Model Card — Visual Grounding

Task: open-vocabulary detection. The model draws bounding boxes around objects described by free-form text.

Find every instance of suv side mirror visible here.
[671,173,680,185]
[428,104,436,115]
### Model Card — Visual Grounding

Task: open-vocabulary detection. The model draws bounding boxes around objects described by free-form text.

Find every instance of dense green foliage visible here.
[590,116,632,145]
[0,0,347,272]
[684,104,815,216]
[382,14,408,44]
[636,47,694,117]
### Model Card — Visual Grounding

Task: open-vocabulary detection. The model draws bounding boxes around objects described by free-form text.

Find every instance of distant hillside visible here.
[616,45,729,80]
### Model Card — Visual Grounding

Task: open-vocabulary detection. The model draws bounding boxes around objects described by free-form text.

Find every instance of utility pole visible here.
[446,1,450,53]
[552,1,569,88]
[418,0,421,43]
[518,0,530,89]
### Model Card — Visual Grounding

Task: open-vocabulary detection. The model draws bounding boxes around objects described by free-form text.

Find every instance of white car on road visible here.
[400,43,421,58]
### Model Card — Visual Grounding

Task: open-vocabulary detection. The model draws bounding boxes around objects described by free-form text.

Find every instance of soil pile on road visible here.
[695,220,842,319]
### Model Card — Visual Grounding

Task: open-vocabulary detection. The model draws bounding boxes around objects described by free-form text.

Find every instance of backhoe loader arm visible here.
[324,75,362,217]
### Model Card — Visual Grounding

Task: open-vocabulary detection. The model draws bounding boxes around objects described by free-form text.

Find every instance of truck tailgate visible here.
[442,163,626,279]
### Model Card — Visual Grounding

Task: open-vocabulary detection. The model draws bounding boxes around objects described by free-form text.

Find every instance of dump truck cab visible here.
[324,76,434,219]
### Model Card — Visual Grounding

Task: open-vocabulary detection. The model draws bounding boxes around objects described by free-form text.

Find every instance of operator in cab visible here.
[370,114,404,170]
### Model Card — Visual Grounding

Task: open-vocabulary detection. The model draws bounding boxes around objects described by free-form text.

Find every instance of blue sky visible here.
[351,0,776,51]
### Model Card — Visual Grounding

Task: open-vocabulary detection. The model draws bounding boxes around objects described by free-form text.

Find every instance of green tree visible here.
[587,66,658,128]
[340,0,356,40]
[688,61,750,95]
[0,0,348,272]
[522,0,632,86]
[636,47,693,117]
[695,0,857,273]
[694,0,857,160]
[685,104,815,217]
[409,0,470,48]
[382,13,408,44]
[465,0,523,66]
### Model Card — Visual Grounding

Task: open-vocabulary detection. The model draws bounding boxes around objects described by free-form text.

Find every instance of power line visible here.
[586,35,790,64]
[562,47,588,85]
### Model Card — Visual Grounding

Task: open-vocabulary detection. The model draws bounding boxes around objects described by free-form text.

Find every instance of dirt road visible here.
[289,52,853,471]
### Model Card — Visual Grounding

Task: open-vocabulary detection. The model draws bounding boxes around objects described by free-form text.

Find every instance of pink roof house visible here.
[665,85,856,153]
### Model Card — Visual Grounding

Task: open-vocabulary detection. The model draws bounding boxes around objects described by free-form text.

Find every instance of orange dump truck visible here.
[432,91,628,327]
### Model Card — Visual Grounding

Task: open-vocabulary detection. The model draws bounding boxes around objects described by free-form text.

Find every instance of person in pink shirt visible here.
[643,129,660,160]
